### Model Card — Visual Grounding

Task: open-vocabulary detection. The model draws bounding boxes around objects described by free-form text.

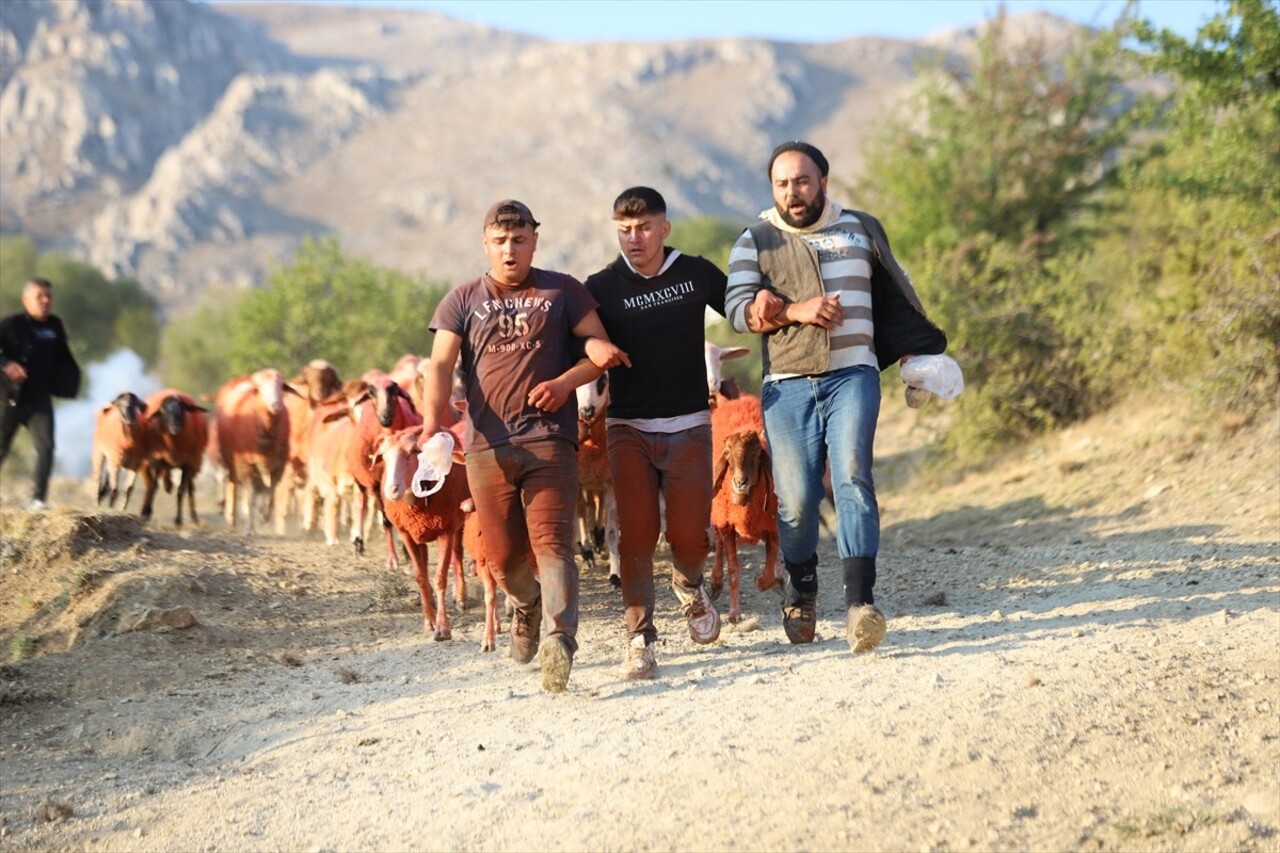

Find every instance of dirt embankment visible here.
[1,398,1277,851]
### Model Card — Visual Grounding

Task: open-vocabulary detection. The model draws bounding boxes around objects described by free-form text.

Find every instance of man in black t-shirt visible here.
[0,278,80,509]
[584,187,728,680]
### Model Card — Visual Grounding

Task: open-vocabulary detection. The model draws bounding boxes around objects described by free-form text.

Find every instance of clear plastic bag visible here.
[900,354,965,401]
[412,431,455,499]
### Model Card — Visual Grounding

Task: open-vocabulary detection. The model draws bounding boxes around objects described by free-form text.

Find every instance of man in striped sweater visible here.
[724,141,947,653]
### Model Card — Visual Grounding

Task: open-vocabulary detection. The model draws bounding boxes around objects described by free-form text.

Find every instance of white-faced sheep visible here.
[214,368,300,536]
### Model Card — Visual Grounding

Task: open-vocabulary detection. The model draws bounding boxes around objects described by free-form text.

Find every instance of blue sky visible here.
[342,0,1222,42]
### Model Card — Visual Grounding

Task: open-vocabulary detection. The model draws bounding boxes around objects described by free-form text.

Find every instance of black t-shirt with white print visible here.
[584,249,727,420]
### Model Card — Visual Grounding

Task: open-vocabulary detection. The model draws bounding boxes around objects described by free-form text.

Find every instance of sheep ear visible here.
[759,445,777,516]
[712,449,728,494]
[183,402,209,414]
[284,383,305,398]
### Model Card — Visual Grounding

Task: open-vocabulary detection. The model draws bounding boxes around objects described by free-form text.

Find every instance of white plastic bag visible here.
[900,354,965,401]
[412,431,455,499]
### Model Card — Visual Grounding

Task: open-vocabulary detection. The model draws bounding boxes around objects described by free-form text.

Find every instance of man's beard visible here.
[776,188,826,229]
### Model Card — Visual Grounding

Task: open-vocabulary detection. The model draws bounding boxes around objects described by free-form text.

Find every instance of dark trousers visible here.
[0,395,55,502]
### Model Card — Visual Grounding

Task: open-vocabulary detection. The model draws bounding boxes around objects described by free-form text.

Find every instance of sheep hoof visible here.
[728,611,742,624]
[609,574,621,589]
[352,536,364,556]
[755,575,779,593]
[709,581,723,600]
[481,641,496,653]
[434,628,452,642]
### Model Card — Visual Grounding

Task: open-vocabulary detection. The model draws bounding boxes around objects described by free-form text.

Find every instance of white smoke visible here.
[55,349,164,478]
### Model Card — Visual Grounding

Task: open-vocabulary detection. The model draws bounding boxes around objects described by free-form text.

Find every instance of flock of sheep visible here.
[88,343,785,652]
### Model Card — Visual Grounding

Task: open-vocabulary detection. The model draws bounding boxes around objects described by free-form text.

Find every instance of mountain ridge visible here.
[0,0,1090,314]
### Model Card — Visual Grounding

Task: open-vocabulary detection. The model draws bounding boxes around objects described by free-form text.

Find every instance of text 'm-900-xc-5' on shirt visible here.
[430,268,597,452]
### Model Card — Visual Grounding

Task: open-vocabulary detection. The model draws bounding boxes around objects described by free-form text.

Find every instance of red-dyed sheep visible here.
[214,368,299,536]
[138,389,210,527]
[574,372,619,584]
[346,372,421,568]
[709,394,782,623]
[377,424,470,641]
[91,392,148,509]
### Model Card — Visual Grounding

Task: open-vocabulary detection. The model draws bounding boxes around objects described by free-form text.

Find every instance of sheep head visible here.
[713,429,772,508]
[107,392,146,428]
[378,427,423,502]
[150,394,208,436]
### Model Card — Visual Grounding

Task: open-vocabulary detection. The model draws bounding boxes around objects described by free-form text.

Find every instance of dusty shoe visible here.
[619,635,656,681]
[847,603,887,653]
[539,635,574,693]
[782,585,817,644]
[509,602,542,664]
[673,578,721,644]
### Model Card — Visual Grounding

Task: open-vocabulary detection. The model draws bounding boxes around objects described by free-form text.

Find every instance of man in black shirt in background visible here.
[584,187,727,679]
[0,278,80,509]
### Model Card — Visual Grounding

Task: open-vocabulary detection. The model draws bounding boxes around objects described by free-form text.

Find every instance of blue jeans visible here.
[761,365,881,567]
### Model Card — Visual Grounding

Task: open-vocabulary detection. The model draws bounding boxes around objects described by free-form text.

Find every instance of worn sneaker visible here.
[847,603,887,653]
[782,584,817,644]
[619,635,656,681]
[509,602,542,664]
[673,578,721,644]
[539,635,574,693]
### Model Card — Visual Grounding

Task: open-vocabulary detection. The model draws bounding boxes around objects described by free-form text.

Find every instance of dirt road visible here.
[1,399,1277,851]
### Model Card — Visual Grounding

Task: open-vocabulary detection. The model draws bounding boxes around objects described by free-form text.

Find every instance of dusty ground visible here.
[1,395,1277,852]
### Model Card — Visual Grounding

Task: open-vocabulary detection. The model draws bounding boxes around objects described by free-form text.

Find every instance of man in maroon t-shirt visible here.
[419,200,628,693]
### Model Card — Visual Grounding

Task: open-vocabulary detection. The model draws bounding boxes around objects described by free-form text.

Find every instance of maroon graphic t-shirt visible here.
[430,269,598,451]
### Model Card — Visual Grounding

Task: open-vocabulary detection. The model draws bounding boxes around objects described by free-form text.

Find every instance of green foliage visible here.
[669,216,745,272]
[862,10,1143,264]
[919,234,1113,454]
[0,236,38,306]
[859,10,1144,455]
[156,289,242,397]
[156,237,449,392]
[0,237,161,369]
[1131,0,1280,211]
[1115,0,1280,409]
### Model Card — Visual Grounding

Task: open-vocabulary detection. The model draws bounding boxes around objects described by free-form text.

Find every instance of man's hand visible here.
[415,422,440,450]
[585,337,631,370]
[2,362,27,384]
[748,289,785,329]
[528,377,573,412]
[789,294,843,330]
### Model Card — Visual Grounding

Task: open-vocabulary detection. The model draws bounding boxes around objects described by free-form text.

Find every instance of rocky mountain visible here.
[0,0,1081,315]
